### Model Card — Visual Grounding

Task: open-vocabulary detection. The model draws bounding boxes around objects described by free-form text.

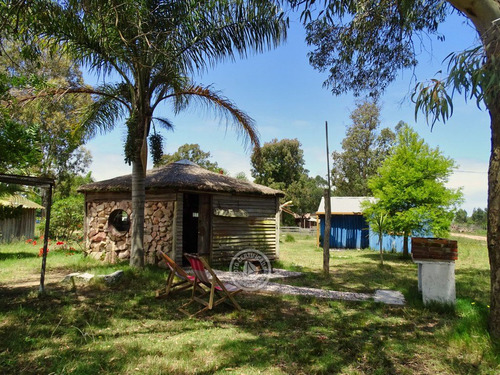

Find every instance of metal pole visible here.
[39,183,53,295]
[323,121,331,275]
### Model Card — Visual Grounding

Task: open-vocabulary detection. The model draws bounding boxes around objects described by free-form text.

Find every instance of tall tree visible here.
[454,208,468,224]
[471,207,488,229]
[251,138,324,222]
[2,40,93,205]
[251,138,306,190]
[331,99,395,196]
[11,0,287,268]
[364,124,463,257]
[288,0,500,337]
[156,143,220,172]
[286,174,326,215]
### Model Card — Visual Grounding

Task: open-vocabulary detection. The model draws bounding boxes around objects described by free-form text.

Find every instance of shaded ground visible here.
[0,237,498,374]
[0,270,68,289]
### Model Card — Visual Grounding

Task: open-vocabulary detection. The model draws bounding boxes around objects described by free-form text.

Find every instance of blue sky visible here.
[85,11,489,214]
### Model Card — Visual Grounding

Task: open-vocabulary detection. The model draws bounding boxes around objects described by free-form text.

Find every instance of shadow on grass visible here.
[0,263,498,374]
[0,251,38,261]
[276,261,417,297]
[357,251,412,262]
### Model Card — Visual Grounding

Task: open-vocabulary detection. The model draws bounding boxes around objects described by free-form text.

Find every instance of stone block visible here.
[118,250,130,260]
[91,232,107,242]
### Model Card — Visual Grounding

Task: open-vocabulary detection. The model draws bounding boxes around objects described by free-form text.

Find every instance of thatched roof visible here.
[78,160,284,197]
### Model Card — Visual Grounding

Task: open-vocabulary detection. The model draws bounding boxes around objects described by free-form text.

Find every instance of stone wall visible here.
[86,200,175,264]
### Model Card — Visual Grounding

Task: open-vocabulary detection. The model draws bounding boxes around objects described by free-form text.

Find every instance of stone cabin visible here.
[78,160,284,266]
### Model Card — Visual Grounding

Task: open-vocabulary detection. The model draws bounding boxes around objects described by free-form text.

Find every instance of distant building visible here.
[316,197,414,252]
[0,194,44,243]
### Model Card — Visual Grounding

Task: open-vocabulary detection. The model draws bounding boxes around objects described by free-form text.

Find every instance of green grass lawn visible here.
[0,235,498,374]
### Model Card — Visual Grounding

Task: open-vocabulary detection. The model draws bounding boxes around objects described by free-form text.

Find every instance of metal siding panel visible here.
[368,230,413,253]
[319,214,369,249]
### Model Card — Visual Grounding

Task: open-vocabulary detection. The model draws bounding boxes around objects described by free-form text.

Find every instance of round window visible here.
[108,209,130,233]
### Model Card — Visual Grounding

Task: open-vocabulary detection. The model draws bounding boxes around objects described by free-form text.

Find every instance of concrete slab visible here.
[373,289,406,305]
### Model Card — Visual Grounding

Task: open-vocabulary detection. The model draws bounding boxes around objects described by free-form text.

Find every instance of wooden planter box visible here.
[411,237,458,261]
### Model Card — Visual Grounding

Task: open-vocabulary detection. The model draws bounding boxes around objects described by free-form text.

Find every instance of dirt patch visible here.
[451,232,487,241]
[0,270,69,290]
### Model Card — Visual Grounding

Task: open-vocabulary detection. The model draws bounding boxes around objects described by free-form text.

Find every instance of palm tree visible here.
[27,0,287,267]
[371,212,388,266]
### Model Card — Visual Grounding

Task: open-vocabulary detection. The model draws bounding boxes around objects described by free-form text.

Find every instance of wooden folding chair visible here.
[179,254,242,317]
[155,252,195,298]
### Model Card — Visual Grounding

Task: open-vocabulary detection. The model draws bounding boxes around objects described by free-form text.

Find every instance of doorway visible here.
[182,194,199,265]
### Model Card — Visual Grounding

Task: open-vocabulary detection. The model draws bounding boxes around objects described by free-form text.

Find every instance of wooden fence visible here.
[281,226,316,235]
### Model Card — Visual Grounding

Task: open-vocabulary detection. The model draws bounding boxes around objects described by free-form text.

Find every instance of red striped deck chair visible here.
[179,254,242,316]
[155,252,195,298]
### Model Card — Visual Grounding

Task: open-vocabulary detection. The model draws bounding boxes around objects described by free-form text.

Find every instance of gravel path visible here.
[214,269,405,306]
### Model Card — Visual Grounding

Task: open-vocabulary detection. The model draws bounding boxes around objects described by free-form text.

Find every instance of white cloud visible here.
[447,159,488,214]
[210,149,252,178]
[88,145,132,181]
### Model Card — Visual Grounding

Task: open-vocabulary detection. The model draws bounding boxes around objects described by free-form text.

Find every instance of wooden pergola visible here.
[0,173,55,294]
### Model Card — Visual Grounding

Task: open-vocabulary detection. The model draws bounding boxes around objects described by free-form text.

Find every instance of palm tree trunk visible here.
[379,231,384,265]
[130,157,145,268]
[130,130,147,268]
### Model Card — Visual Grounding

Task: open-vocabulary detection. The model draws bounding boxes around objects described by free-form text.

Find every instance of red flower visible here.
[26,239,33,243]
[56,241,65,245]
[33,240,37,246]
[38,247,50,257]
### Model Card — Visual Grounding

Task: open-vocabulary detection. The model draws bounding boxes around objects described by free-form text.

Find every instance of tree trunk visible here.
[130,156,145,268]
[487,95,500,338]
[403,233,409,258]
[379,231,384,266]
[450,0,500,339]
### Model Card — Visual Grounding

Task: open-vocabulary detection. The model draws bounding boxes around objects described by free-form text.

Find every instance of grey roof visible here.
[317,196,375,215]
[78,161,284,197]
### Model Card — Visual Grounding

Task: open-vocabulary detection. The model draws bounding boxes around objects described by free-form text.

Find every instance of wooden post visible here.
[39,183,53,295]
[323,121,332,275]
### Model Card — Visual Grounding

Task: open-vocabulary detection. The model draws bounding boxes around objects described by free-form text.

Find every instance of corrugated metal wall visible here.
[368,230,412,253]
[319,214,369,249]
[211,195,278,264]
[318,213,422,252]
[0,209,36,243]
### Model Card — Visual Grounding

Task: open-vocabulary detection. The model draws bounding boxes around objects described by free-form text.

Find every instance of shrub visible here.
[44,195,84,240]
[284,233,295,243]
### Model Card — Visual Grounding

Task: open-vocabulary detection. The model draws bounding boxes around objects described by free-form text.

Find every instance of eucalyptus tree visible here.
[21,0,287,267]
[286,0,500,337]
[331,99,395,196]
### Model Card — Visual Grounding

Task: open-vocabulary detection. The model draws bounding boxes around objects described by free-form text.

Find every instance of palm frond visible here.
[152,116,174,131]
[79,83,130,139]
[161,84,259,151]
[169,0,287,74]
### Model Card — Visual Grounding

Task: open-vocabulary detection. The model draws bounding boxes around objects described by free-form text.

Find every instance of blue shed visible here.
[316,197,413,253]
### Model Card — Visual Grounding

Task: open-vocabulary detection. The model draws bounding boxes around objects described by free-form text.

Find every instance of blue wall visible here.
[368,230,411,253]
[319,214,415,252]
[319,215,369,249]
